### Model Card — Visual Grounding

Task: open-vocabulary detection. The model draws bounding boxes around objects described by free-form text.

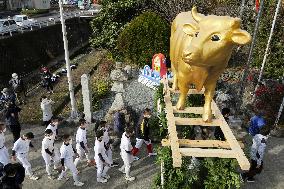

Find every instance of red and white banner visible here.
[255,0,260,12]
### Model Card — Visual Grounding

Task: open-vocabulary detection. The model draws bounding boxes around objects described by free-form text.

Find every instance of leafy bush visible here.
[203,158,241,189]
[247,0,284,79]
[153,83,241,189]
[254,80,284,126]
[21,9,49,16]
[90,0,147,59]
[96,79,110,98]
[117,11,170,66]
[154,148,241,189]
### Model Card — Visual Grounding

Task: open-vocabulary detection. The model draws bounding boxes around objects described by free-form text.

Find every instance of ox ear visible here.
[231,29,252,45]
[183,23,199,36]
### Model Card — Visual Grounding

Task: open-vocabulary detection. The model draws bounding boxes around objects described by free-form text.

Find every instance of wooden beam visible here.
[169,88,205,94]
[175,117,221,126]
[162,139,230,148]
[179,148,236,158]
[162,139,244,149]
[173,106,216,115]
[211,101,250,170]
[173,106,203,114]
[164,94,182,167]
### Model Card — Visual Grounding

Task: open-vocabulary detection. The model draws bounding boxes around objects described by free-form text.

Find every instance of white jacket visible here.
[41,98,54,121]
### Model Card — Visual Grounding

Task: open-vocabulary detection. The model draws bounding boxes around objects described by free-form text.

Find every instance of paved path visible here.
[4,123,158,189]
[242,137,284,189]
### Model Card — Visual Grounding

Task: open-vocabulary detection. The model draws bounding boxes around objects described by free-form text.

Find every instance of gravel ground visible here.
[242,137,284,189]
[92,75,155,121]
[123,78,155,114]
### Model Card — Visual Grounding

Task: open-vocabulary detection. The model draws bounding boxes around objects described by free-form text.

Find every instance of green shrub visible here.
[117,11,170,66]
[96,79,110,98]
[203,158,241,189]
[20,9,49,16]
[90,0,147,59]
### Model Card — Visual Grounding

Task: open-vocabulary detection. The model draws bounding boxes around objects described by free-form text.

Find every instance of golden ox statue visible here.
[170,7,252,122]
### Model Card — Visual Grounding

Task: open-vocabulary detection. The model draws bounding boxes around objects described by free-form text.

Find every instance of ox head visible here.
[182,7,251,67]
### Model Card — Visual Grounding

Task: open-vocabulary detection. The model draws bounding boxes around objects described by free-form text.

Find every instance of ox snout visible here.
[182,51,198,64]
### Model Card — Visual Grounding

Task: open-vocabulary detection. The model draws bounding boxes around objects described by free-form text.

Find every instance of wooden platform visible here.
[161,78,250,170]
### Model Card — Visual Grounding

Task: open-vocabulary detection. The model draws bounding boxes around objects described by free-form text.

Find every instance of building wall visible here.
[33,0,50,9]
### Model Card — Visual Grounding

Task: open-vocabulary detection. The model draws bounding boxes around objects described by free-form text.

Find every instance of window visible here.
[3,21,9,26]
[9,20,16,25]
[23,17,28,20]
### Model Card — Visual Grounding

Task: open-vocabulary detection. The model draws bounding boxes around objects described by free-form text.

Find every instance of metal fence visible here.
[0,11,94,36]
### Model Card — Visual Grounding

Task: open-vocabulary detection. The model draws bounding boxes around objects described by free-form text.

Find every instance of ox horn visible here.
[192,6,203,23]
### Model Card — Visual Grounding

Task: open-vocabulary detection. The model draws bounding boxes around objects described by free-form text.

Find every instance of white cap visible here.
[12,73,18,78]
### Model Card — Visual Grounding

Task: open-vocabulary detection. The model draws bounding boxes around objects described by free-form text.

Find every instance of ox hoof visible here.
[202,113,213,123]
[176,101,185,110]
[172,84,179,90]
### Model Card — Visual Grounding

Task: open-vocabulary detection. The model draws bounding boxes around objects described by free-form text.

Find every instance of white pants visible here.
[135,138,151,149]
[95,159,110,180]
[120,151,134,177]
[106,148,113,165]
[59,158,79,183]
[0,146,10,166]
[42,149,60,175]
[17,153,33,176]
[74,144,90,167]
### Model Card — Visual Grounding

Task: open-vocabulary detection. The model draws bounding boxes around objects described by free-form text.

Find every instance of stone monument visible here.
[81,74,92,123]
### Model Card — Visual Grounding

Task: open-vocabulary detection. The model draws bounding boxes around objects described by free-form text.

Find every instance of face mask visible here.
[3,128,6,133]
[69,139,73,144]
[47,135,53,139]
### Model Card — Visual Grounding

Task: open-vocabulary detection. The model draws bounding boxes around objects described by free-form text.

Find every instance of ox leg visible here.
[173,75,178,90]
[171,67,178,90]
[176,80,188,110]
[202,84,216,123]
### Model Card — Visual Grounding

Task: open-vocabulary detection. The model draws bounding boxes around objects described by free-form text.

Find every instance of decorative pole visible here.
[161,160,164,189]
[252,0,282,101]
[59,0,78,119]
[239,0,265,99]
[273,96,284,129]
[239,0,246,19]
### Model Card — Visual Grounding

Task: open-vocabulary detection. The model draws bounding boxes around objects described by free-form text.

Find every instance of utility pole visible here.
[59,0,78,119]
[252,0,282,102]
[239,0,265,101]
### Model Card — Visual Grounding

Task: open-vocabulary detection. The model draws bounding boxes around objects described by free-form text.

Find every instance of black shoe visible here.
[110,162,119,167]
[239,173,245,182]
[247,178,255,183]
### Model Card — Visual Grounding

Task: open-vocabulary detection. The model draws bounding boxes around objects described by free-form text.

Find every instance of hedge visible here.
[117,11,170,66]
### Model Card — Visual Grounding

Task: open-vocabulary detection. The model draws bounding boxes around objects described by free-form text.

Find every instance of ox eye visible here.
[195,32,199,37]
[211,35,220,41]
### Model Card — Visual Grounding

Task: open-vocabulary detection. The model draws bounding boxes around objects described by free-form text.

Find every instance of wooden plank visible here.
[162,139,244,149]
[162,139,230,148]
[179,148,236,158]
[169,88,205,94]
[211,101,250,170]
[164,94,182,167]
[173,106,204,114]
[173,106,216,115]
[175,117,221,126]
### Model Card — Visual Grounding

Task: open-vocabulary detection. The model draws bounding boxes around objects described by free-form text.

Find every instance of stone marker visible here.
[81,74,92,123]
